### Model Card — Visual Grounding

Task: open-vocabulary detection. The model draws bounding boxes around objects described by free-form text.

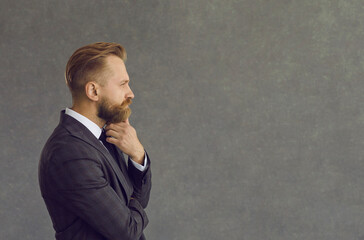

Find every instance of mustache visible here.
[120,98,132,108]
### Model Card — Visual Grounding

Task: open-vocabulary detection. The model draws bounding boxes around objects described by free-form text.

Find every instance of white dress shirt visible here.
[65,108,147,171]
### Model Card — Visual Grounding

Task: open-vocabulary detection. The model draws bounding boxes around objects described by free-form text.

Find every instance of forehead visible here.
[104,55,126,73]
[103,55,128,82]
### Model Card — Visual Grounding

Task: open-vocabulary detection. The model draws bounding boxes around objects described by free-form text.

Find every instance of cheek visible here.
[107,89,122,99]
[113,91,127,104]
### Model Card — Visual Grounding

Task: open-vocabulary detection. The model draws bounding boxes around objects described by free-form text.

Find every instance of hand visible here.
[104,119,145,164]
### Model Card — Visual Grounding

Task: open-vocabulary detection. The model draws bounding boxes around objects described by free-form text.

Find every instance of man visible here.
[39,42,151,240]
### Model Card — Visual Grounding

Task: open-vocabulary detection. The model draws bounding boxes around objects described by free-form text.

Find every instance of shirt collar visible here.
[65,108,103,139]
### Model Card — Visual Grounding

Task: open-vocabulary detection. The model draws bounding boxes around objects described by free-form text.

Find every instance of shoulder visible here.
[41,124,99,165]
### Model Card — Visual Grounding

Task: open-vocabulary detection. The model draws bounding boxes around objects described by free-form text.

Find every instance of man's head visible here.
[65,42,134,124]
[65,42,127,98]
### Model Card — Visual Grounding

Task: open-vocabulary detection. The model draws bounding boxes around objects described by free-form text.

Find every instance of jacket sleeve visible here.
[48,155,148,240]
[127,151,152,208]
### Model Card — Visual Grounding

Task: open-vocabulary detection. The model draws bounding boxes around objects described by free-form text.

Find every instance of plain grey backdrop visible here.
[2,0,364,239]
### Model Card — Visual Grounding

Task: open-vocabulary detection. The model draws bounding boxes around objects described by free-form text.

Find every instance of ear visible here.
[85,82,100,101]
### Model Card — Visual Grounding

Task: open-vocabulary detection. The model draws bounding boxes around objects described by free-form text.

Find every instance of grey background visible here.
[1,0,364,239]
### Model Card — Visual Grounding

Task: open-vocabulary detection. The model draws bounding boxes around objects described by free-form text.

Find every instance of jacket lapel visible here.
[59,111,133,199]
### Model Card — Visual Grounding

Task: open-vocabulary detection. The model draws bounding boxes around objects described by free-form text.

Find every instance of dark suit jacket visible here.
[39,111,151,240]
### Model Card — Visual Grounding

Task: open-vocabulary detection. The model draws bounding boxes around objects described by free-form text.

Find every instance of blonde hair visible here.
[65,42,127,98]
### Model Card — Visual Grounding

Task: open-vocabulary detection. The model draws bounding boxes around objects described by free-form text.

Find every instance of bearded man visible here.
[39,42,151,240]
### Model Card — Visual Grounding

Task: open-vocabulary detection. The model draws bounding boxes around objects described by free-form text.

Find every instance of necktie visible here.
[99,130,117,161]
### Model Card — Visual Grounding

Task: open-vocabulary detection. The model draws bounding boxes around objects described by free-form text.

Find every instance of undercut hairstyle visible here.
[65,42,127,98]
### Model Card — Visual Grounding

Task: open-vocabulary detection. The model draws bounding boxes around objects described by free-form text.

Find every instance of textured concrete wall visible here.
[2,0,364,239]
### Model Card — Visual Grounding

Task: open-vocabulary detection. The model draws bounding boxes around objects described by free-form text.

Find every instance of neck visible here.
[71,101,106,128]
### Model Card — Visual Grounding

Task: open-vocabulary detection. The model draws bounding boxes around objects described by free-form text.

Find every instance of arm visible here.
[128,152,152,208]
[49,156,148,240]
[105,119,152,208]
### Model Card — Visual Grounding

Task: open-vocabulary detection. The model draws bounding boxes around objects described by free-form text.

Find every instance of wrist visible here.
[131,149,145,164]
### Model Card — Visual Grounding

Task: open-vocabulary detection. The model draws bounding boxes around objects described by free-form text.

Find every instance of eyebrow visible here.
[120,79,130,83]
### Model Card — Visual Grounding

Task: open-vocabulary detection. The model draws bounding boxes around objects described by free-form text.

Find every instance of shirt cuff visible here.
[130,152,148,171]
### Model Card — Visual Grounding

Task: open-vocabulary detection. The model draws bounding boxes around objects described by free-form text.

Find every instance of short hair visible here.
[65,42,127,98]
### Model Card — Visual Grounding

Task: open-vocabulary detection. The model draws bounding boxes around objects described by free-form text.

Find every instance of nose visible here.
[127,85,135,99]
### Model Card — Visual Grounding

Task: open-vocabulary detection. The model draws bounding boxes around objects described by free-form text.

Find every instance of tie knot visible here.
[99,130,107,143]
[99,129,117,161]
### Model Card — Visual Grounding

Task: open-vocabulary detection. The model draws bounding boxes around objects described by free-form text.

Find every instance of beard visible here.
[97,97,132,123]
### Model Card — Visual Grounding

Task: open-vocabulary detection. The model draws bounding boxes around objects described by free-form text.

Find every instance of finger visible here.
[106,136,117,144]
[105,123,116,131]
[105,123,124,131]
[105,129,119,138]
